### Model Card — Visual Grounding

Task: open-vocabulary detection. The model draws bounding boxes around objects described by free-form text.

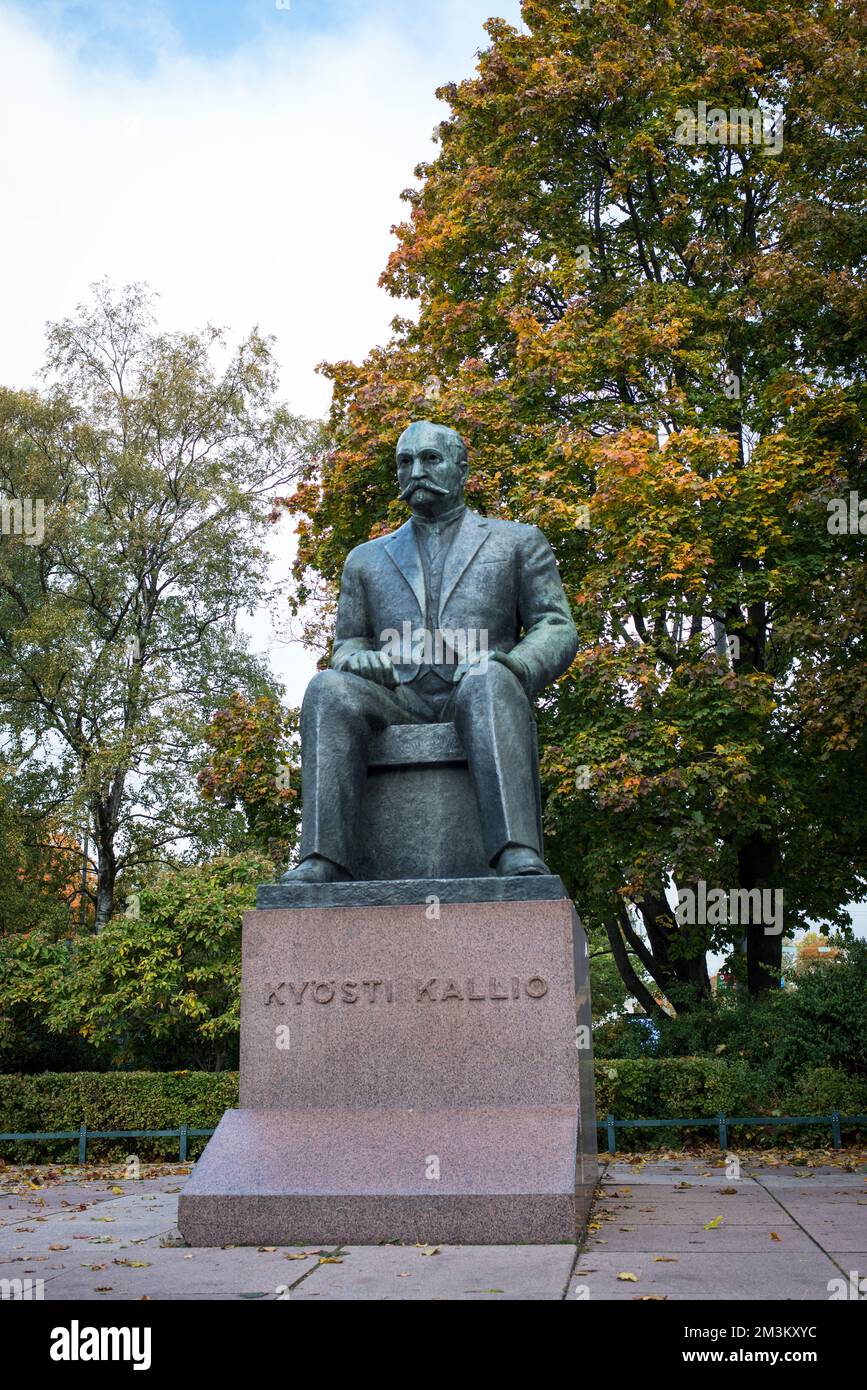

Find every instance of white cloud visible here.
[0,1,519,702]
[0,4,483,414]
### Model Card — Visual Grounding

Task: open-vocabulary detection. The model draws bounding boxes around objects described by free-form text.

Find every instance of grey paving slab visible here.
[758,1190,867,1209]
[288,1243,577,1300]
[568,1250,844,1301]
[601,1174,736,1188]
[791,1224,867,1253]
[0,1177,186,1221]
[36,1246,323,1301]
[596,1202,767,1215]
[0,1256,76,1286]
[584,1226,817,1254]
[760,1190,867,1211]
[0,1188,115,1226]
[604,1160,729,1175]
[749,1173,867,1251]
[594,1206,797,1226]
[771,1196,867,1216]
[752,1167,867,1187]
[0,1192,179,1260]
[603,1178,766,1189]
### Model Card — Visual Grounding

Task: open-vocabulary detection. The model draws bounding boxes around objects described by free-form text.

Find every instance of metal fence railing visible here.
[0,1113,865,1162]
[0,1125,215,1162]
[598,1111,867,1155]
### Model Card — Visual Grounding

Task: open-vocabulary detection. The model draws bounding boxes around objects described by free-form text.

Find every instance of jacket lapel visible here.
[438,511,490,621]
[384,520,426,618]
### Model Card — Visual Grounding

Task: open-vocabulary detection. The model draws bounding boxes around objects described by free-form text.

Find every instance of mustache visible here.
[399,478,451,501]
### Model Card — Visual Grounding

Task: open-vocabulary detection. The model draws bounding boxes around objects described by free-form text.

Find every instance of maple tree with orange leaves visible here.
[281,0,867,1009]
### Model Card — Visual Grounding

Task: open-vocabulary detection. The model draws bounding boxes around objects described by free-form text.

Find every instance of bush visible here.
[0,1071,240,1162]
[0,853,272,1073]
[595,941,867,1085]
[595,1058,867,1149]
[788,1066,867,1119]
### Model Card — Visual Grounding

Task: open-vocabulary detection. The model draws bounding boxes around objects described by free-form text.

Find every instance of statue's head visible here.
[396,420,468,520]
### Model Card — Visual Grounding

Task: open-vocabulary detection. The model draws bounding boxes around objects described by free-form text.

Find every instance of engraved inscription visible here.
[264,974,549,1006]
[265,978,396,1007]
[414,977,549,1003]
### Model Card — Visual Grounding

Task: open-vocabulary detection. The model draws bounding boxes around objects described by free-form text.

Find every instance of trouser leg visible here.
[297,670,424,874]
[447,660,541,864]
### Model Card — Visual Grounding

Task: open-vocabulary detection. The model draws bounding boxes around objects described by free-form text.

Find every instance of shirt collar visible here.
[411,502,467,533]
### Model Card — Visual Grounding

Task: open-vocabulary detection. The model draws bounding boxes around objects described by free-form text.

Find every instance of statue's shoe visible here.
[495,845,550,877]
[280,856,353,885]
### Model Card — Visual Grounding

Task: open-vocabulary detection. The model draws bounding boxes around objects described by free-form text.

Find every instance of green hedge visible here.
[0,1062,864,1161]
[0,1072,240,1162]
[594,1058,867,1148]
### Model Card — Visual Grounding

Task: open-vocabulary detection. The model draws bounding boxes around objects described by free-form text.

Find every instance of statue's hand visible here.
[490,649,533,694]
[344,649,399,689]
[452,648,532,696]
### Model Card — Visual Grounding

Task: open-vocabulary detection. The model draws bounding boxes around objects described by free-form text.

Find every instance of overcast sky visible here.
[0,0,522,702]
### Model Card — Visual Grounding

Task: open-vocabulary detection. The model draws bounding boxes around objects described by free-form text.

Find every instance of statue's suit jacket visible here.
[331,510,578,698]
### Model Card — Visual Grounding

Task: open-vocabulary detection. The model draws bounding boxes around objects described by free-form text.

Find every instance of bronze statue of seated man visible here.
[283,420,578,883]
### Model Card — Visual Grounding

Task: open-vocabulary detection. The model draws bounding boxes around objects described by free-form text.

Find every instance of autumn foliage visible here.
[198,694,301,865]
[282,0,867,1006]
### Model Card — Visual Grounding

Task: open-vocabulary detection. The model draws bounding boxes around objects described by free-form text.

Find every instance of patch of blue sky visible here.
[4,0,524,75]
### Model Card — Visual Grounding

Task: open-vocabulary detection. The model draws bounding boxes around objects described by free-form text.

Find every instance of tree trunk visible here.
[604,917,669,1023]
[93,798,118,931]
[741,831,783,996]
[637,889,712,1008]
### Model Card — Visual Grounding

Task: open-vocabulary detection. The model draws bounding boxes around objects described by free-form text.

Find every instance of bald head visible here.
[396,420,469,520]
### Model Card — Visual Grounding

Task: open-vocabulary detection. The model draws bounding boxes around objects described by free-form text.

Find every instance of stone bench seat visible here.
[357,721,543,881]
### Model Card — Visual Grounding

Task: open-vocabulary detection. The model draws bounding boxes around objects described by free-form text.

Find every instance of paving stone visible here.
[568,1250,843,1301]
[289,1243,577,1300]
[584,1225,818,1254]
[35,1246,323,1301]
[593,1206,796,1227]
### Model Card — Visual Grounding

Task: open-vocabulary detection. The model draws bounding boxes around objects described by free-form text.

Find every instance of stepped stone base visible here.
[178,1104,594,1246]
[178,883,597,1246]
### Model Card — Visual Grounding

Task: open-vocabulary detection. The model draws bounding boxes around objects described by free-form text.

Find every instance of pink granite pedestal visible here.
[178,883,596,1246]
